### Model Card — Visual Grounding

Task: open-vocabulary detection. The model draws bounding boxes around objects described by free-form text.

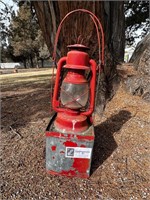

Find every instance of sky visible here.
[1,0,18,11]
[0,0,18,26]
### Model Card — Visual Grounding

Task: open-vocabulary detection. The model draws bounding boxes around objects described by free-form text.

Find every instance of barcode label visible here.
[65,147,92,159]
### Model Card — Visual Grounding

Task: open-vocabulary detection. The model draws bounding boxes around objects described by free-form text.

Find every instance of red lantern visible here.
[53,44,97,134]
[46,9,104,178]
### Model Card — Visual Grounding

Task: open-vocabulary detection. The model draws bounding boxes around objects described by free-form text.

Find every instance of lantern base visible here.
[46,113,95,178]
[54,112,89,134]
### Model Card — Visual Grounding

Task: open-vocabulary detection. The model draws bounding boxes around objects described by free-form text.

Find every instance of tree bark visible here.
[41,59,44,68]
[126,34,150,102]
[32,1,125,114]
[30,55,34,68]
[23,59,27,68]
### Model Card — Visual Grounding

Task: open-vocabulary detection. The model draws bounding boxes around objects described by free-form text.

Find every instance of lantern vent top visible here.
[67,44,90,52]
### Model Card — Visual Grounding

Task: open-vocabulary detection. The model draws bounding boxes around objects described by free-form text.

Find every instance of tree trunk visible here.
[35,55,39,68]
[23,59,27,68]
[125,34,150,102]
[33,1,125,114]
[30,55,34,68]
[41,59,44,68]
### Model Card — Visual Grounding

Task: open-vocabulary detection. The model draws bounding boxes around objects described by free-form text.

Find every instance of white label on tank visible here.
[65,147,92,159]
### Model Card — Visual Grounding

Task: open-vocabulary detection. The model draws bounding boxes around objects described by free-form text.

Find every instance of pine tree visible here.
[0,0,13,62]
[9,3,39,67]
[35,29,50,67]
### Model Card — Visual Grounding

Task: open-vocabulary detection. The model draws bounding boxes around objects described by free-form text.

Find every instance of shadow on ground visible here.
[1,82,51,131]
[91,110,132,174]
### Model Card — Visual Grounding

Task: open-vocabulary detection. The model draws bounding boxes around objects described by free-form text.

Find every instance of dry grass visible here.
[0,69,56,86]
[1,69,150,200]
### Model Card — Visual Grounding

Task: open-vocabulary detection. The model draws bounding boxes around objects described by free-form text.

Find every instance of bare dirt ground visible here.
[1,69,150,200]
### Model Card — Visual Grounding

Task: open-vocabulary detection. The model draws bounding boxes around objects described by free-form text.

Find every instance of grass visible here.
[0,68,56,86]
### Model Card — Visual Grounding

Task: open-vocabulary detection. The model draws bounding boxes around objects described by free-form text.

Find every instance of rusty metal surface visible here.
[46,121,95,178]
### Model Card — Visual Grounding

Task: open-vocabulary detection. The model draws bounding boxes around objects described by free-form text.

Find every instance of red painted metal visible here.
[52,56,67,111]
[51,146,56,151]
[64,48,90,69]
[63,70,88,84]
[67,44,90,50]
[54,112,88,133]
[47,169,89,179]
[46,131,94,141]
[82,59,97,116]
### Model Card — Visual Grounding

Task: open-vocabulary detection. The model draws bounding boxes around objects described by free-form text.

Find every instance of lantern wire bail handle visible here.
[52,9,105,71]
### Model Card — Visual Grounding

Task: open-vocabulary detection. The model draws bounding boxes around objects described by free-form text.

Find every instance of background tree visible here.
[33,1,125,114]
[0,0,13,62]
[36,29,50,68]
[9,3,39,67]
[0,0,50,67]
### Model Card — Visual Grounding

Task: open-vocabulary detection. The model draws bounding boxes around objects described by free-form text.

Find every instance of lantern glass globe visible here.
[60,82,89,109]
